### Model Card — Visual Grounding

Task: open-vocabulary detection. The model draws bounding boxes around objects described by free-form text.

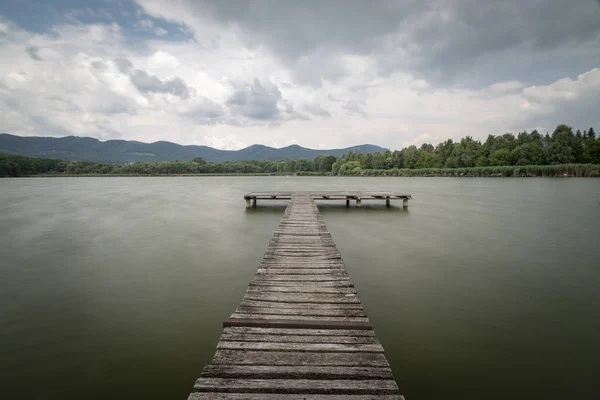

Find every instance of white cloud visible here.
[487,81,526,94]
[523,68,600,106]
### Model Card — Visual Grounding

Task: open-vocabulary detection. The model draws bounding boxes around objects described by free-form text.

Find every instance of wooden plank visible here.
[248,280,354,287]
[216,341,384,353]
[201,365,393,379]
[193,378,399,394]
[229,313,370,323]
[242,292,360,303]
[236,305,363,316]
[265,250,340,254]
[260,262,345,267]
[246,285,356,294]
[211,349,390,367]
[220,332,378,344]
[256,268,346,275]
[239,299,363,309]
[265,248,339,252]
[263,253,340,257]
[250,275,350,281]
[223,318,372,330]
[222,327,375,337]
[189,394,405,400]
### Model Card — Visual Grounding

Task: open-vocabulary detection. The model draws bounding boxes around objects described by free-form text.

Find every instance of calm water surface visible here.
[1,177,599,399]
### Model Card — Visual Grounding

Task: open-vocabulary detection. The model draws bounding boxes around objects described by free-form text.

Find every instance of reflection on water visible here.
[317,202,409,214]
[1,177,599,400]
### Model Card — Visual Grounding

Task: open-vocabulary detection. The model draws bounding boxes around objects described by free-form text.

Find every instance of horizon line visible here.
[0,132,387,152]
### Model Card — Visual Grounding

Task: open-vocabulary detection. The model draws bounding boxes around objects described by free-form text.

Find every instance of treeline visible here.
[332,124,599,174]
[1,124,599,177]
[0,154,334,176]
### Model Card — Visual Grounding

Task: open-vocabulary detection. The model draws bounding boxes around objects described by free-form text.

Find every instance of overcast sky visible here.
[1,0,599,150]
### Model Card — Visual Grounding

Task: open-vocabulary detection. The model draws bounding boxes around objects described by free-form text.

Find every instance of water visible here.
[1,177,599,400]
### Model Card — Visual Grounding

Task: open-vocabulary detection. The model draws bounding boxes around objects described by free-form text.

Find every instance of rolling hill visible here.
[0,134,387,163]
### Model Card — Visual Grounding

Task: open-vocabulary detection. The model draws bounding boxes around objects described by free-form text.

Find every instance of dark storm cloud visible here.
[129,69,190,98]
[185,96,224,124]
[26,46,42,61]
[160,0,600,86]
[225,79,282,120]
[198,0,412,58]
[115,57,191,98]
[378,0,600,85]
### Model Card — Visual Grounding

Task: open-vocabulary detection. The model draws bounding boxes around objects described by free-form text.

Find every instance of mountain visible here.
[0,134,387,163]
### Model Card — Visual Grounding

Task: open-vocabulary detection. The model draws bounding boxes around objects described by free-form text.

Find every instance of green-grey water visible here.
[1,177,599,399]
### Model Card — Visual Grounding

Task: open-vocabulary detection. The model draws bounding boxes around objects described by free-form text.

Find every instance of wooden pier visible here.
[245,191,411,208]
[188,193,404,399]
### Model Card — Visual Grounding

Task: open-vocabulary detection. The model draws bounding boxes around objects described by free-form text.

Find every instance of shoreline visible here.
[5,173,599,178]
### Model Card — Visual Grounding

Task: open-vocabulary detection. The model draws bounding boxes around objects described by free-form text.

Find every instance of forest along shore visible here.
[1,155,598,178]
[1,124,599,177]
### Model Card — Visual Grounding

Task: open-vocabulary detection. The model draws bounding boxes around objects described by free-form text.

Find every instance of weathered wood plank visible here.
[264,252,341,257]
[239,299,363,309]
[201,365,393,379]
[236,305,363,316]
[229,313,370,323]
[245,285,356,294]
[222,327,375,337]
[248,280,354,287]
[256,268,347,275]
[265,260,341,263]
[243,292,360,303]
[193,378,399,394]
[260,262,345,268]
[269,242,336,246]
[216,341,384,353]
[223,318,372,330]
[250,275,351,282]
[220,332,378,344]
[189,394,405,400]
[212,350,390,367]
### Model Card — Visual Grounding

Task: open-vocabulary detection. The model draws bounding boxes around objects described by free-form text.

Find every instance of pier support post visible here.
[386,197,390,207]
[403,198,409,208]
[252,198,257,208]
[346,198,350,207]
[245,198,251,208]
[356,198,361,207]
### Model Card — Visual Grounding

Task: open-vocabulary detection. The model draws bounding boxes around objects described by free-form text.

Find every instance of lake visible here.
[1,177,599,399]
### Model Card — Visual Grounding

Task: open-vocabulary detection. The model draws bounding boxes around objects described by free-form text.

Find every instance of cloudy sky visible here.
[1,0,599,150]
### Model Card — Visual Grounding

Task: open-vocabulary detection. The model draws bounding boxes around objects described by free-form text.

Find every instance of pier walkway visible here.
[188,193,404,399]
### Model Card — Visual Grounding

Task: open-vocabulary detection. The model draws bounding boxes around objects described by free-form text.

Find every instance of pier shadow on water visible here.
[316,202,410,215]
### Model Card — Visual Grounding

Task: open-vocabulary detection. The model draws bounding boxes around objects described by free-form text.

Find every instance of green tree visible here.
[192,157,207,165]
[294,158,313,172]
[511,142,546,165]
[403,146,420,169]
[546,124,575,164]
[339,161,362,175]
[313,155,337,172]
[489,148,511,166]
[282,159,296,172]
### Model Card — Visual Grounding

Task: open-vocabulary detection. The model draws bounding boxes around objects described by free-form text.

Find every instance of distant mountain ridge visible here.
[0,133,387,163]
